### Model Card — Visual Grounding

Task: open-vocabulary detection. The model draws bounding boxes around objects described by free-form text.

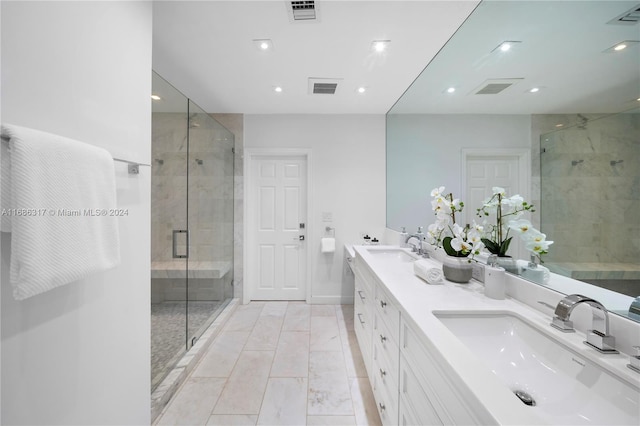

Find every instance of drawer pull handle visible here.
[357,313,365,325]
[380,300,387,308]
[380,334,387,343]
[358,290,365,301]
[379,368,386,377]
[379,402,386,412]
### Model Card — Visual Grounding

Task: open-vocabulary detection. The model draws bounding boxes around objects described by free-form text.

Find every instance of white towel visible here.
[1,124,121,300]
[321,237,336,253]
[414,259,444,284]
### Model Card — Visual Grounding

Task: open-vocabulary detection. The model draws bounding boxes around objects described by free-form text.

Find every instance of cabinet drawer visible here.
[373,369,399,426]
[372,333,398,396]
[373,312,399,372]
[374,283,400,338]
[400,354,443,426]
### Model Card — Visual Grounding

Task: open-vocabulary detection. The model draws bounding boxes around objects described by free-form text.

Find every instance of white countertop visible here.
[353,245,640,425]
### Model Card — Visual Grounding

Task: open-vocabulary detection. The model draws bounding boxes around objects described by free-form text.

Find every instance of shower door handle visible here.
[172,229,190,259]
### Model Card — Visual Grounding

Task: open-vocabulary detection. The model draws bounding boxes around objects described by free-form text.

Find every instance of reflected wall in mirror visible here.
[386,0,640,322]
[540,109,640,297]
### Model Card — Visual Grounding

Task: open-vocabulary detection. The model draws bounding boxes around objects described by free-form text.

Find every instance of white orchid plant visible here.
[426,187,484,258]
[476,187,553,262]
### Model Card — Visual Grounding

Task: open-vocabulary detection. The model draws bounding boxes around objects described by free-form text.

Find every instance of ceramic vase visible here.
[441,255,473,283]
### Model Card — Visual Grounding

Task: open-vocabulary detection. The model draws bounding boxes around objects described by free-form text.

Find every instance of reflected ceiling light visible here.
[253,39,273,51]
[357,87,367,94]
[555,123,564,128]
[372,40,390,52]
[151,94,161,100]
[274,86,283,93]
[492,40,522,53]
[604,40,639,52]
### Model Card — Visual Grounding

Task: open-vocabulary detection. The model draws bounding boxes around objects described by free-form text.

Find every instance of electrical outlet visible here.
[471,262,485,282]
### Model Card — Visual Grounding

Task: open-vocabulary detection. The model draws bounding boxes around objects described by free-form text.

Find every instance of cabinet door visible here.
[400,355,443,426]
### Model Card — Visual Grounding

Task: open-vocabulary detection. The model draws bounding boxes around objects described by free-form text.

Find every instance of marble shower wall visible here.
[151,112,235,265]
[536,112,639,264]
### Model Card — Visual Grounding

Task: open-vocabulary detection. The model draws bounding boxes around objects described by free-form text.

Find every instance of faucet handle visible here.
[551,316,575,333]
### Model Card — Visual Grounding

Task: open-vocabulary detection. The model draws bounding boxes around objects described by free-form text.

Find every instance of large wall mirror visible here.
[386,0,640,321]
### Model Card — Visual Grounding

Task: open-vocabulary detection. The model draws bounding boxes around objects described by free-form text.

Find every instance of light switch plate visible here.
[472,262,485,282]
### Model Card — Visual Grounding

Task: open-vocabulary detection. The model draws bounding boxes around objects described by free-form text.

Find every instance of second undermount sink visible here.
[434,311,639,425]
[365,247,417,263]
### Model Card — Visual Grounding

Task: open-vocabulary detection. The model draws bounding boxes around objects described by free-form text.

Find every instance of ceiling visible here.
[151,0,480,114]
[152,1,640,116]
[390,0,640,114]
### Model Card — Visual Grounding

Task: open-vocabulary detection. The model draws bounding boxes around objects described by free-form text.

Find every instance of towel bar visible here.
[2,136,150,175]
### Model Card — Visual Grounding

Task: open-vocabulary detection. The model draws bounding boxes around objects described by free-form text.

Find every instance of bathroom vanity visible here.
[352,245,640,426]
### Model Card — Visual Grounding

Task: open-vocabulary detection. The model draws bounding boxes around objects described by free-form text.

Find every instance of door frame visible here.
[461,148,531,258]
[244,148,313,305]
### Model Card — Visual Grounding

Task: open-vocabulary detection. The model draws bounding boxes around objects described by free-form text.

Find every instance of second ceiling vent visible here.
[287,1,317,21]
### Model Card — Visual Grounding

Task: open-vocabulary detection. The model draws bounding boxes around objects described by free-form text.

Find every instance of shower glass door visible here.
[151,72,189,391]
[151,72,235,392]
[186,101,235,348]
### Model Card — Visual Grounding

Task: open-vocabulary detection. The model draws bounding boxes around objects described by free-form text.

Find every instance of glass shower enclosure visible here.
[150,72,234,391]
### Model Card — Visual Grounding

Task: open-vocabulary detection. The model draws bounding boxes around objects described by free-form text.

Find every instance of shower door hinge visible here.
[191,336,197,347]
[232,147,235,154]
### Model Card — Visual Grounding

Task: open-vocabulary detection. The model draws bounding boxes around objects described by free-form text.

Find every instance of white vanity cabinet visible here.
[353,248,494,426]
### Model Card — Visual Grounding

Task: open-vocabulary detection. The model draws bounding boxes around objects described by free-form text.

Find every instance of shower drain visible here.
[514,390,536,406]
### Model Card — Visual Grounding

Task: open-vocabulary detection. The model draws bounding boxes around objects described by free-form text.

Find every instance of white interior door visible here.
[464,151,529,259]
[248,155,307,300]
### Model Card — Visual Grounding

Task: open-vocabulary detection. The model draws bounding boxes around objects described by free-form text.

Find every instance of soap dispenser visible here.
[521,254,545,284]
[399,227,409,248]
[484,254,506,300]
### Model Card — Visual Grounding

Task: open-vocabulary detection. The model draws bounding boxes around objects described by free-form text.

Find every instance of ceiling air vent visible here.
[608,4,640,25]
[287,1,317,21]
[308,78,342,95]
[471,78,523,95]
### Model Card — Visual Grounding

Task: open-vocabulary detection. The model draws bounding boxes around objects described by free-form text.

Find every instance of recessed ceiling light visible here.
[491,40,522,53]
[446,87,456,94]
[253,39,273,51]
[555,123,564,128]
[372,40,390,53]
[357,87,366,94]
[529,87,540,93]
[274,86,283,93]
[604,40,639,52]
[151,94,161,100]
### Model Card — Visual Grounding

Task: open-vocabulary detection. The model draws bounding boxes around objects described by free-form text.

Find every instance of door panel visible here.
[466,155,525,258]
[249,155,307,300]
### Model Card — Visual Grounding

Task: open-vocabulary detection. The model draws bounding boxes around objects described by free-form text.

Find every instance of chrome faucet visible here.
[405,227,425,256]
[551,294,618,354]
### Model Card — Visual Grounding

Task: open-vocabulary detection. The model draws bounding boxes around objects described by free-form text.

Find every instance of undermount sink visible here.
[365,247,417,263]
[434,311,639,425]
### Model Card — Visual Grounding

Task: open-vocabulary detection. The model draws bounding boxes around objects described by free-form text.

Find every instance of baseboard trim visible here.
[310,295,354,305]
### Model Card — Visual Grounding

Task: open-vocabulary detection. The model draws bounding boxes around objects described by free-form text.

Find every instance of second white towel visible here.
[414,259,444,284]
[321,237,336,253]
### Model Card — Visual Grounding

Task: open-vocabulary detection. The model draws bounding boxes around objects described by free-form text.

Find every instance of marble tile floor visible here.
[152,301,227,392]
[154,301,382,426]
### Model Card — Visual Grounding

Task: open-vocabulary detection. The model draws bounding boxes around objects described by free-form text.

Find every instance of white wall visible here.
[1,2,152,424]
[245,114,386,303]
[386,114,532,231]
